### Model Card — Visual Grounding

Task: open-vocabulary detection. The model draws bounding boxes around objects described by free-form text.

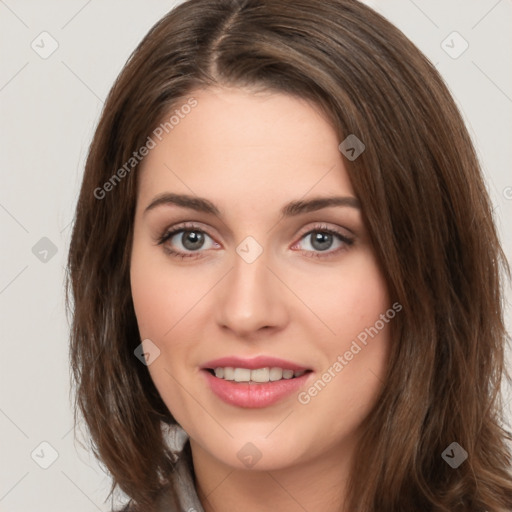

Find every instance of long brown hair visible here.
[66,0,512,510]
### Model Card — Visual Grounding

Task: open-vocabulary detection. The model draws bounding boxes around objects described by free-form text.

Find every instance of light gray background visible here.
[0,1,511,510]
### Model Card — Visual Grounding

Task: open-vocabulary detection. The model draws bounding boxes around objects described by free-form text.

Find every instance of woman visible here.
[66,0,512,510]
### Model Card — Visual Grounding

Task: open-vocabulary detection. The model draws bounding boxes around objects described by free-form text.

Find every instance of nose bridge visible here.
[214,242,288,335]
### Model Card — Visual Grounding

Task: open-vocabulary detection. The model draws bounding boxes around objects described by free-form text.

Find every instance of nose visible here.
[214,248,289,338]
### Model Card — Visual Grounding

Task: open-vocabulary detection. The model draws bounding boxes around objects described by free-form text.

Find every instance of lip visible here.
[201,356,310,372]
[202,370,312,408]
[200,356,313,409]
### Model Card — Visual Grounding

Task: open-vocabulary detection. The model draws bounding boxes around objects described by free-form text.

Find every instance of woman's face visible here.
[130,86,393,471]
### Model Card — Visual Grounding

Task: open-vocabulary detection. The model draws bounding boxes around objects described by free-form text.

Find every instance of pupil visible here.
[182,231,204,250]
[311,232,332,251]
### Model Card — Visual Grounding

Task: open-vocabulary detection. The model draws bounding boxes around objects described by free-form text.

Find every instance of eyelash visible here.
[156,222,354,260]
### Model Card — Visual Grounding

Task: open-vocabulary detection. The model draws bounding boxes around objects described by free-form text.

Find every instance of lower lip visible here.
[202,370,312,408]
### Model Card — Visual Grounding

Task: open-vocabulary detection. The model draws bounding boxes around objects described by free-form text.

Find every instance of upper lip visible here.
[201,356,311,372]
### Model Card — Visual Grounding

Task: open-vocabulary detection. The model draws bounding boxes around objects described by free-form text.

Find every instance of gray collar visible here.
[156,422,205,512]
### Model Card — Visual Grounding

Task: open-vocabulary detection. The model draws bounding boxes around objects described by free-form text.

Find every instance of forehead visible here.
[137,86,355,211]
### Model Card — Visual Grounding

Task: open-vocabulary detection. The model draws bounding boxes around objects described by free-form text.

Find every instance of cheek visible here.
[295,250,392,414]
[130,245,200,419]
[130,240,201,339]
[300,250,391,341]
[130,260,169,339]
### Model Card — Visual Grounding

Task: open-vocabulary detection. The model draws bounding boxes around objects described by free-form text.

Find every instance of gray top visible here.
[155,423,206,512]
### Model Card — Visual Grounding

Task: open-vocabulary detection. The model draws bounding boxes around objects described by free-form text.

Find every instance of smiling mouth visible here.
[205,367,313,383]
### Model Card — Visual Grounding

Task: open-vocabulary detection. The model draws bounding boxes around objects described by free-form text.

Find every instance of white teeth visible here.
[269,367,283,381]
[251,368,270,382]
[211,366,308,383]
[223,367,235,380]
[233,368,251,382]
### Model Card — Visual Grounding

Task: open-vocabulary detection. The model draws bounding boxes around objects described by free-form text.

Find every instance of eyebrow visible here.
[143,192,361,218]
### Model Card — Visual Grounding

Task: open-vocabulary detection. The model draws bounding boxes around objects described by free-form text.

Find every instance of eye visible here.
[156,223,219,259]
[292,224,354,258]
[156,222,354,260]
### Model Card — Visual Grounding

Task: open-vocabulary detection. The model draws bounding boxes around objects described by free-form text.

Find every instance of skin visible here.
[130,86,392,512]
